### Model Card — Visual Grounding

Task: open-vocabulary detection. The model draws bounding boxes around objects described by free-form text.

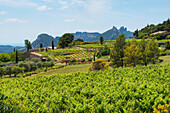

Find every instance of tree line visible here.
[110,34,160,68]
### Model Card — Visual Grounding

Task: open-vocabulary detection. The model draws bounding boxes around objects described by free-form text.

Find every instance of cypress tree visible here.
[16,50,18,63]
[52,41,54,50]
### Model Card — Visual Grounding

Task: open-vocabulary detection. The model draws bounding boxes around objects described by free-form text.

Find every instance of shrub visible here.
[5,66,13,77]
[80,59,85,62]
[166,50,170,55]
[89,59,108,71]
[18,61,30,72]
[159,52,166,56]
[0,67,5,77]
[31,58,41,63]
[36,62,42,68]
[88,58,92,62]
[0,53,10,63]
[12,66,23,77]
[71,59,76,62]
[27,61,37,71]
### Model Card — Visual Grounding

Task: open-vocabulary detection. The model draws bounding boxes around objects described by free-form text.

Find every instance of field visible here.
[76,44,113,49]
[1,64,169,112]
[38,49,94,61]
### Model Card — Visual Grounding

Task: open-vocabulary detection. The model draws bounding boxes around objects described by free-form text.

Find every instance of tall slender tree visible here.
[139,38,149,66]
[100,36,104,45]
[16,50,18,63]
[110,34,126,68]
[52,41,54,50]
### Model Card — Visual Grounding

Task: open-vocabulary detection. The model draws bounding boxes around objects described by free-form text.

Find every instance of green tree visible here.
[93,52,96,61]
[123,40,142,67]
[165,41,170,49]
[100,36,104,45]
[57,33,74,48]
[16,50,18,63]
[139,38,149,66]
[75,38,84,42]
[110,34,126,68]
[25,39,32,51]
[52,41,54,50]
[133,29,139,38]
[40,43,43,48]
[0,67,5,78]
[10,51,23,63]
[40,43,43,51]
[0,53,10,62]
[144,38,160,64]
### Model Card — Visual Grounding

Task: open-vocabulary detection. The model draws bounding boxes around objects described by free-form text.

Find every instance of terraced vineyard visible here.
[1,64,169,112]
[38,48,94,61]
[76,44,113,49]
[55,51,93,60]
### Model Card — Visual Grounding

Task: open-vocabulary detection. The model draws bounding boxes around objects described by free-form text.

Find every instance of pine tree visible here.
[139,38,149,66]
[100,36,104,45]
[144,38,159,64]
[123,39,142,67]
[110,34,126,68]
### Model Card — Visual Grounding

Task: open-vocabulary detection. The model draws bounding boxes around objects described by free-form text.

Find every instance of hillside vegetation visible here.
[134,19,170,39]
[1,64,169,112]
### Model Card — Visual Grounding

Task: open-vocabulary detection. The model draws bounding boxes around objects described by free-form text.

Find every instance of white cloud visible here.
[43,0,52,2]
[0,0,37,7]
[0,11,7,15]
[64,19,76,22]
[36,5,52,11]
[58,0,69,10]
[71,0,85,5]
[85,0,110,14]
[0,22,3,24]
[4,18,26,23]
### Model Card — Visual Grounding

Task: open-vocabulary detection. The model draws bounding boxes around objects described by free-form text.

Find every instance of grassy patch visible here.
[159,55,170,64]
[38,63,91,76]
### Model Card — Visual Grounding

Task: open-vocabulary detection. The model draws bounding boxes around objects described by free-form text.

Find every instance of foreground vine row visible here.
[0,64,170,112]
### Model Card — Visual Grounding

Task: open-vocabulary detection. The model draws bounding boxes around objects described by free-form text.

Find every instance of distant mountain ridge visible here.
[0,45,26,53]
[32,34,59,48]
[32,26,133,48]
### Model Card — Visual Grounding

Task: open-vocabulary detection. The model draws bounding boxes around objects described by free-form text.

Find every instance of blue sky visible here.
[0,0,170,45]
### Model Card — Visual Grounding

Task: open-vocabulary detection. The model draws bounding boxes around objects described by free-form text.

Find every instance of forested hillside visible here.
[134,19,170,39]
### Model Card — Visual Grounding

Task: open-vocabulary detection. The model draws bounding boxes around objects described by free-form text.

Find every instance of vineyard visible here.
[1,64,169,112]
[38,48,94,61]
[76,44,113,49]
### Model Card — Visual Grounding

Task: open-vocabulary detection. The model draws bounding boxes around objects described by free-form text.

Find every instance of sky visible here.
[0,0,170,46]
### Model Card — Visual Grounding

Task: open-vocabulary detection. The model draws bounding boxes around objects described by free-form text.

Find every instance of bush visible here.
[12,66,23,77]
[159,52,166,56]
[5,66,13,77]
[27,61,37,71]
[18,61,30,72]
[80,59,85,62]
[36,62,42,68]
[165,50,170,55]
[89,59,108,71]
[0,67,5,77]
[31,58,41,63]
[0,53,10,63]
[88,58,92,62]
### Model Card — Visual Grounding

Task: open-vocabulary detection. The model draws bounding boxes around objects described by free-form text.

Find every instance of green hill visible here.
[1,64,169,112]
[135,19,170,39]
